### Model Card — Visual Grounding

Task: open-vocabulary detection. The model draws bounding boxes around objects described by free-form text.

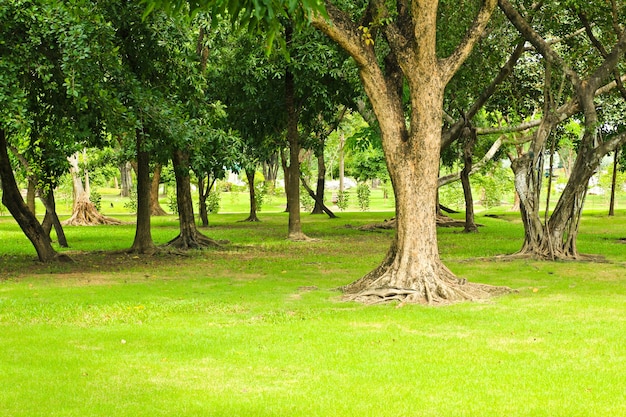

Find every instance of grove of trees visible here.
[1,0,625,304]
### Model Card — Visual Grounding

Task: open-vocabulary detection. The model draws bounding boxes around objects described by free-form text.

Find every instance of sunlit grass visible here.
[1,207,626,416]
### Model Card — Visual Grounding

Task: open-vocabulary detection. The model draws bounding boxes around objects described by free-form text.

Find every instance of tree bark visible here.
[313,0,504,304]
[40,189,68,248]
[198,175,210,227]
[129,132,156,254]
[150,163,167,216]
[311,153,327,214]
[0,129,65,262]
[301,175,337,218]
[241,168,260,222]
[461,127,478,233]
[63,152,121,226]
[284,34,308,241]
[119,161,133,197]
[166,149,219,249]
[609,148,619,216]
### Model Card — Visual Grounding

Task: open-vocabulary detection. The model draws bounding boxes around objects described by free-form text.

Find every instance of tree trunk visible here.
[311,153,327,214]
[262,153,279,188]
[129,132,156,254]
[284,48,308,241]
[166,149,219,249]
[198,175,210,227]
[242,168,260,222]
[63,152,121,226]
[40,189,68,248]
[301,175,337,218]
[339,132,345,193]
[119,161,133,197]
[461,128,478,233]
[150,163,167,216]
[27,178,36,215]
[609,149,619,216]
[0,129,65,262]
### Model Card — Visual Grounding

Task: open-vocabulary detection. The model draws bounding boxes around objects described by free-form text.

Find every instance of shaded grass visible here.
[1,210,626,416]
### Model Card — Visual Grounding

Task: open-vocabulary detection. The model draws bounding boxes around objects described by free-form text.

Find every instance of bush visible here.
[300,186,315,212]
[89,190,102,211]
[356,183,371,211]
[168,194,179,215]
[207,189,220,214]
[123,190,137,213]
[336,190,350,211]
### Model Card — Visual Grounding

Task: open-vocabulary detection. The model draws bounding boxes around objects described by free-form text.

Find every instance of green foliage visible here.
[335,190,349,211]
[206,189,221,214]
[123,190,138,213]
[299,185,315,212]
[356,183,371,212]
[168,194,179,215]
[89,190,102,212]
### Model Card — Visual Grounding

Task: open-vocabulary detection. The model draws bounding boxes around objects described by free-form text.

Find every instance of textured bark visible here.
[197,175,210,227]
[500,0,626,259]
[150,163,167,216]
[461,128,478,233]
[40,190,68,248]
[166,149,220,249]
[242,168,260,222]
[119,161,133,198]
[311,154,327,215]
[63,153,120,226]
[284,39,308,241]
[129,134,156,254]
[0,129,66,262]
[313,0,506,304]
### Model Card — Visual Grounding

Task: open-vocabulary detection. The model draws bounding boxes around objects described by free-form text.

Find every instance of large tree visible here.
[309,1,510,304]
[499,0,626,259]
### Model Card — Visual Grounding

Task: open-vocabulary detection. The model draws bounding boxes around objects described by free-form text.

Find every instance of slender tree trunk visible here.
[130,132,156,254]
[0,129,64,262]
[339,133,345,193]
[150,163,167,216]
[461,128,478,233]
[40,189,68,248]
[312,153,327,214]
[198,175,210,227]
[284,47,307,240]
[301,175,337,218]
[242,168,260,222]
[167,149,219,249]
[609,149,619,216]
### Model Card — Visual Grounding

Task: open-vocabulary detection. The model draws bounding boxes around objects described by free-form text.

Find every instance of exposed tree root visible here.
[287,232,314,242]
[62,201,122,226]
[357,215,479,231]
[164,233,225,250]
[344,280,513,306]
[492,251,606,263]
[239,215,261,222]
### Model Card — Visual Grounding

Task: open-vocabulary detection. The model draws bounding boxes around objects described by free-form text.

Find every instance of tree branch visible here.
[439,0,498,83]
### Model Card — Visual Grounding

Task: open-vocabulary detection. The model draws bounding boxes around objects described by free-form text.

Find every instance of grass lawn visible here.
[1,204,626,416]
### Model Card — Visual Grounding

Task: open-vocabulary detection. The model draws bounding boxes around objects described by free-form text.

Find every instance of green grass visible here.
[1,208,626,416]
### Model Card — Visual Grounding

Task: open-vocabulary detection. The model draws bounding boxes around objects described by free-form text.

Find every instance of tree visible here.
[309,0,511,304]
[499,0,626,259]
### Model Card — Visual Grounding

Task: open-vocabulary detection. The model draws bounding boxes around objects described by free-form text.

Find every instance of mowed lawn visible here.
[1,209,626,416]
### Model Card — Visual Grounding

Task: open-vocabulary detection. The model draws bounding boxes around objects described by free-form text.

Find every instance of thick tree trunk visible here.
[0,129,65,262]
[150,163,167,216]
[167,149,219,249]
[242,168,260,222]
[129,133,156,254]
[311,153,327,214]
[343,81,499,304]
[63,153,120,226]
